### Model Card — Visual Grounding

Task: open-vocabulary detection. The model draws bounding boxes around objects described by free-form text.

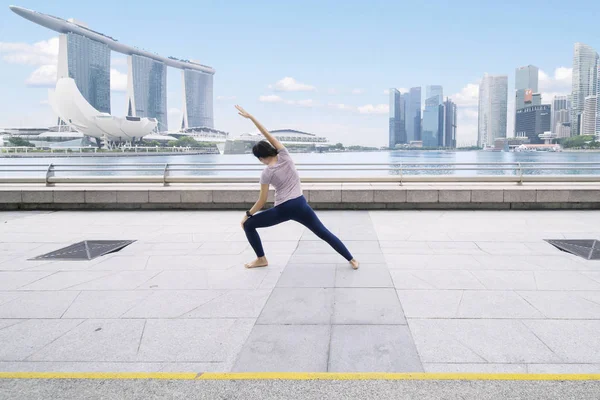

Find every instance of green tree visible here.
[168,136,201,147]
[8,137,35,147]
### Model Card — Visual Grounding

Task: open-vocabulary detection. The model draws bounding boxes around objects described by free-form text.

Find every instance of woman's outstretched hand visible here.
[236,105,252,119]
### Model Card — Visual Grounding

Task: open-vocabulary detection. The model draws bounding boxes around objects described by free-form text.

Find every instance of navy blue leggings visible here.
[243,196,353,261]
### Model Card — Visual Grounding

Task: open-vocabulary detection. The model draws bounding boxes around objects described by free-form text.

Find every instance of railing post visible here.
[163,163,169,186]
[399,164,403,186]
[45,163,54,187]
[517,162,523,185]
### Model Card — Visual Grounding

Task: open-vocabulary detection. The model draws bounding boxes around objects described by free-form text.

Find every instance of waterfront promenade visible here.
[1,208,600,398]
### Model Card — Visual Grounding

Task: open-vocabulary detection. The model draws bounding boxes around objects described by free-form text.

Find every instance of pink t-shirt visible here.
[260,147,303,206]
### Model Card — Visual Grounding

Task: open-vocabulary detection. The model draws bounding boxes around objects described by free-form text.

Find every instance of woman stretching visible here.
[236,105,359,270]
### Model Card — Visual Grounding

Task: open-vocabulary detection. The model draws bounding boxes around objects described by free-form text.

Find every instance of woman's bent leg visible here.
[243,207,289,258]
[293,202,353,261]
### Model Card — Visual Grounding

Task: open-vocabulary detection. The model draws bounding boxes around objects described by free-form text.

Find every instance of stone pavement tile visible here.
[159,362,227,373]
[517,291,600,319]
[534,271,600,290]
[206,269,270,290]
[523,320,600,363]
[0,319,27,331]
[428,242,486,256]
[183,290,272,319]
[471,255,544,271]
[138,319,254,363]
[332,288,406,325]
[385,255,481,270]
[18,271,115,291]
[68,271,160,291]
[257,288,334,325]
[525,242,566,255]
[0,361,165,373]
[403,270,485,290]
[232,325,331,372]
[0,319,84,361]
[194,242,250,256]
[396,290,463,318]
[390,271,437,289]
[423,363,528,373]
[88,256,150,271]
[0,259,54,272]
[335,265,393,288]
[146,255,211,270]
[0,271,54,290]
[407,233,453,242]
[520,255,590,271]
[469,271,537,290]
[475,242,535,256]
[0,291,80,318]
[289,253,386,265]
[329,325,422,372]
[258,270,283,289]
[62,291,151,319]
[276,265,336,288]
[0,292,22,307]
[27,319,146,362]
[296,240,381,254]
[137,271,209,290]
[408,319,562,364]
[192,233,236,243]
[121,290,224,318]
[527,364,600,374]
[582,272,600,284]
[457,291,545,319]
[261,241,300,255]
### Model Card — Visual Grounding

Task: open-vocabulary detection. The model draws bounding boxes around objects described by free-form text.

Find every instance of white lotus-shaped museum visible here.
[49,78,158,144]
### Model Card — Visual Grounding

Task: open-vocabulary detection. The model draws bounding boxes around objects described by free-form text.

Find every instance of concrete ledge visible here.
[2,185,600,210]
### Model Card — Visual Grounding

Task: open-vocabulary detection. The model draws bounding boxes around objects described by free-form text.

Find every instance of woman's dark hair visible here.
[252,140,278,159]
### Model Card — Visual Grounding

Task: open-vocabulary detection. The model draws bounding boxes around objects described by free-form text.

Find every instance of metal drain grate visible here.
[30,240,136,261]
[545,239,600,260]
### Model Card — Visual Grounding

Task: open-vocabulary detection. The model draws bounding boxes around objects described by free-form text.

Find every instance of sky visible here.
[0,0,598,146]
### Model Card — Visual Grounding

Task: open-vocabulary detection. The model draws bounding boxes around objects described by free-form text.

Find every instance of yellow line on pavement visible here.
[1,372,600,381]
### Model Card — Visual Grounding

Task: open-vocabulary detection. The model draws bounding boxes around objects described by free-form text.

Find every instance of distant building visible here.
[494,137,530,151]
[552,95,570,135]
[444,98,457,148]
[422,85,443,147]
[582,95,598,135]
[515,65,539,111]
[127,55,168,130]
[405,87,422,142]
[388,88,406,148]
[571,42,599,135]
[478,74,508,147]
[515,105,551,144]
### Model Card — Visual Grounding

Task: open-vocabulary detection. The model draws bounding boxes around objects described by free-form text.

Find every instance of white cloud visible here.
[357,104,389,114]
[328,103,356,111]
[351,88,364,95]
[296,99,317,107]
[217,95,237,101]
[383,89,389,95]
[451,83,479,107]
[327,88,338,95]
[259,95,284,103]
[110,68,127,92]
[0,37,59,66]
[25,64,57,87]
[539,66,572,102]
[111,56,128,67]
[268,77,316,92]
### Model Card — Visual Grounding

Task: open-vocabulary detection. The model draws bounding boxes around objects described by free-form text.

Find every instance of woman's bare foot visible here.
[245,257,268,269]
[350,259,359,270]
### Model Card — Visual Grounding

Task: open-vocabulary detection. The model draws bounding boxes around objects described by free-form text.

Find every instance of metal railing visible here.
[1,162,600,185]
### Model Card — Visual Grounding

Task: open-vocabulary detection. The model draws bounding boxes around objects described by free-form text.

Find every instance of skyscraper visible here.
[182,69,214,129]
[388,88,401,148]
[515,105,551,144]
[582,95,598,135]
[127,55,168,130]
[57,32,111,114]
[422,85,443,147]
[571,42,599,136]
[515,65,539,111]
[478,74,508,148]
[405,87,422,142]
[552,95,570,135]
[444,98,457,148]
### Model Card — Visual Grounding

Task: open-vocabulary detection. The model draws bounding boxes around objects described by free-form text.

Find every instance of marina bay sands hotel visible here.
[9,5,215,132]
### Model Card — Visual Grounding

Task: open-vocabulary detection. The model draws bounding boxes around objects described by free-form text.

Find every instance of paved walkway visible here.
[1,210,600,373]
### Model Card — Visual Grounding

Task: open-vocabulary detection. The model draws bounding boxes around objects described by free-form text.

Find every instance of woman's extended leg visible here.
[243,206,289,268]
[292,200,356,265]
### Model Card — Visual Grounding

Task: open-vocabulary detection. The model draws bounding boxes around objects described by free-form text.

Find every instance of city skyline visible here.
[0,0,598,146]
